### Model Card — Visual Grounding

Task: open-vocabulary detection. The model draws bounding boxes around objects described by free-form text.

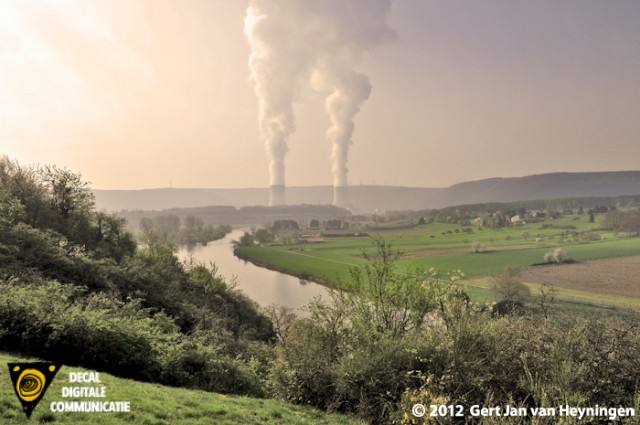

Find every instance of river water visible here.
[177,228,330,312]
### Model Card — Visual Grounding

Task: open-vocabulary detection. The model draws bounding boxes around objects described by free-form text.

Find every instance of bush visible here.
[0,279,269,396]
[0,157,274,397]
[490,267,530,302]
[269,239,468,423]
[0,280,166,380]
[544,247,567,264]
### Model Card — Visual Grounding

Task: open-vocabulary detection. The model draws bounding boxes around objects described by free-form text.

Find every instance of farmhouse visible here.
[510,215,525,225]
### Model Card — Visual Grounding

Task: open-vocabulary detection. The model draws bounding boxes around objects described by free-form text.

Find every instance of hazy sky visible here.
[2,0,639,190]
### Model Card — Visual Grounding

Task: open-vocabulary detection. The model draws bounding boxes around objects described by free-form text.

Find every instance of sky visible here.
[1,0,639,190]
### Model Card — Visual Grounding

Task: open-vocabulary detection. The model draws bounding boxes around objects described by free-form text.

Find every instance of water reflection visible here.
[177,229,329,313]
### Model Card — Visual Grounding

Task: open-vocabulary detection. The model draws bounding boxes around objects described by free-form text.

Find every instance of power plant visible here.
[269,184,286,206]
[245,1,391,210]
[332,185,349,208]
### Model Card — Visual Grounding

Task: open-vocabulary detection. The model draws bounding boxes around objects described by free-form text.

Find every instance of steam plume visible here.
[245,1,393,205]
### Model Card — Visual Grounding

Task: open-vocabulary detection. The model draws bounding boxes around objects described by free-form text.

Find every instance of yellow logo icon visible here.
[8,363,60,418]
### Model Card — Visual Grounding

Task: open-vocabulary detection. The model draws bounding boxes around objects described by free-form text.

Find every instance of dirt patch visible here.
[521,256,640,298]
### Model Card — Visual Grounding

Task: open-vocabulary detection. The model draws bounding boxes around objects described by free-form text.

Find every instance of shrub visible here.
[490,267,530,303]
[472,241,484,253]
[553,247,566,263]
[269,239,468,423]
[544,247,567,264]
[0,278,269,396]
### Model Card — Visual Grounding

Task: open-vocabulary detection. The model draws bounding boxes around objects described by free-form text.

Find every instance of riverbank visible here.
[233,246,341,289]
[178,229,330,311]
[233,244,357,288]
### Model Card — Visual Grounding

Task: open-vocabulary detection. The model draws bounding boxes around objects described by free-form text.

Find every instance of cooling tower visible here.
[269,185,286,206]
[332,185,349,207]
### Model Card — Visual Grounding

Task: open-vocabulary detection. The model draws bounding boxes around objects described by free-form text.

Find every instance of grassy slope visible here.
[0,353,362,425]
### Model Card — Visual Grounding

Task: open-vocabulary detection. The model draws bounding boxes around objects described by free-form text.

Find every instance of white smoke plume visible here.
[245,0,393,194]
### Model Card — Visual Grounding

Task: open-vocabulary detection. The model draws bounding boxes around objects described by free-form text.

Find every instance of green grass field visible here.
[236,213,640,310]
[0,353,361,425]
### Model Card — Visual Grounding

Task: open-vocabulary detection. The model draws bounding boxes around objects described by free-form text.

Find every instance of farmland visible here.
[235,211,640,309]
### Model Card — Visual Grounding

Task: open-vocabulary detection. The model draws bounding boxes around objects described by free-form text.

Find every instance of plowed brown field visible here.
[521,256,640,298]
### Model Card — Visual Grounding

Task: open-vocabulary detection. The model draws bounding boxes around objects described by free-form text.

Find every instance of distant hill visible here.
[429,171,640,208]
[94,171,640,213]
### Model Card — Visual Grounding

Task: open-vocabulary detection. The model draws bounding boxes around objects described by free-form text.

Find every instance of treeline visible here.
[118,204,351,228]
[138,214,231,245]
[603,208,640,236]
[381,194,640,226]
[429,194,640,217]
[0,156,273,395]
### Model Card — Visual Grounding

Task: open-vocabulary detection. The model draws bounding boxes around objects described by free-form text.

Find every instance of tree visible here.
[490,267,530,303]
[0,156,48,227]
[553,247,566,263]
[603,209,640,236]
[262,304,297,342]
[269,237,468,423]
[94,212,136,261]
[544,247,566,264]
[272,219,299,232]
[342,237,460,336]
[39,165,94,222]
[184,215,203,232]
[139,217,154,232]
[472,241,484,253]
[35,165,97,244]
[153,214,180,236]
[538,283,557,326]
[253,228,274,244]
[232,231,254,247]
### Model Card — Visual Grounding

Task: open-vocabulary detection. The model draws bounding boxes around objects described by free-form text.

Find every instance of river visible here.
[177,228,330,312]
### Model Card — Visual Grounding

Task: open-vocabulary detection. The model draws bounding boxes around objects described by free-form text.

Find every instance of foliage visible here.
[265,238,640,423]
[472,241,484,253]
[269,238,469,423]
[544,247,567,263]
[254,227,275,243]
[4,156,640,423]
[233,230,255,247]
[603,208,640,236]
[272,219,300,232]
[0,156,274,397]
[137,213,231,246]
[490,267,530,303]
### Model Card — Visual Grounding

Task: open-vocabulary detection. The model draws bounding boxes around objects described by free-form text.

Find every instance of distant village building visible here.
[510,215,525,225]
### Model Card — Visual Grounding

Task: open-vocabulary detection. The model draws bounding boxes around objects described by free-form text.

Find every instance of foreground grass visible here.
[0,353,362,425]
